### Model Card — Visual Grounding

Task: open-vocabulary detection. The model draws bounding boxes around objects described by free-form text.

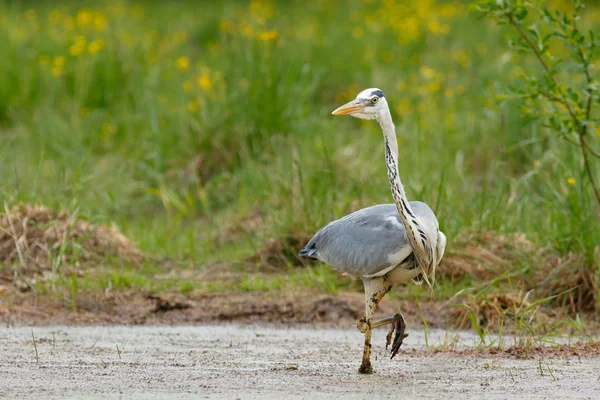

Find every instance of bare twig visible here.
[31,329,39,363]
[560,135,581,148]
[574,39,600,202]
[583,141,600,159]
[576,46,593,127]
[581,135,600,203]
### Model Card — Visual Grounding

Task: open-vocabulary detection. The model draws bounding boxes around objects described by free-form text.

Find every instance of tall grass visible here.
[0,1,598,287]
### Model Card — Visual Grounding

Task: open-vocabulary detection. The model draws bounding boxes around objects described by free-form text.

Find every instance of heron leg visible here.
[358,313,408,359]
[358,278,390,374]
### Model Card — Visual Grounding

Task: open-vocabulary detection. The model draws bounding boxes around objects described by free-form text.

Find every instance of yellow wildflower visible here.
[394,98,412,118]
[444,113,454,125]
[176,56,190,71]
[533,160,541,167]
[455,85,465,94]
[63,16,75,31]
[219,19,234,34]
[182,80,194,92]
[567,177,575,185]
[197,74,213,91]
[444,87,454,97]
[454,50,471,68]
[595,126,600,136]
[75,35,86,46]
[102,122,117,134]
[76,10,92,28]
[87,40,104,54]
[48,10,62,24]
[242,24,254,38]
[419,65,436,79]
[119,32,134,47]
[426,20,450,35]
[259,30,279,41]
[69,44,84,56]
[250,0,274,19]
[187,99,202,112]
[352,27,364,39]
[428,82,441,92]
[93,13,107,31]
[51,66,62,78]
[53,56,66,67]
[100,122,117,141]
[208,42,221,54]
[382,51,393,63]
[438,3,460,17]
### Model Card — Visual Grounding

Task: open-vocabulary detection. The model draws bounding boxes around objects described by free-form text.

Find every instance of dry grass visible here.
[442,232,598,318]
[536,251,598,313]
[439,232,536,279]
[450,292,538,330]
[249,232,313,269]
[0,203,143,282]
[217,209,265,246]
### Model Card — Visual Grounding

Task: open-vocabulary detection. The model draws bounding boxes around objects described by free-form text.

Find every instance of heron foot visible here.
[358,359,373,374]
[386,312,408,359]
[357,317,368,333]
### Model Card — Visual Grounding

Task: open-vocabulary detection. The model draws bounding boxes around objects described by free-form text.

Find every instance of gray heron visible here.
[299,88,446,374]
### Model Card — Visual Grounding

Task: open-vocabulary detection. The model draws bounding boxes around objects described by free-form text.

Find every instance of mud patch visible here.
[458,341,600,359]
[0,288,444,328]
[146,294,194,313]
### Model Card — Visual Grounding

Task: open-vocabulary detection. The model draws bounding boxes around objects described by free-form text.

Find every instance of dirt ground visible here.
[0,289,450,328]
[2,325,600,399]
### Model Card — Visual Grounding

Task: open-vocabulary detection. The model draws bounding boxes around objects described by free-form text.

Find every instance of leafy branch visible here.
[472,0,600,206]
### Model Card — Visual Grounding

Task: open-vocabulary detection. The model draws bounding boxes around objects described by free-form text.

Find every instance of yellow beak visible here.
[331,100,364,116]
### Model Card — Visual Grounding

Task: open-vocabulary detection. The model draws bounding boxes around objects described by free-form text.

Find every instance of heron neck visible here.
[378,111,429,270]
[378,112,409,204]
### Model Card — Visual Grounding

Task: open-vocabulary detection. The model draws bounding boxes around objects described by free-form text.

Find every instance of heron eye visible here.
[371,97,378,104]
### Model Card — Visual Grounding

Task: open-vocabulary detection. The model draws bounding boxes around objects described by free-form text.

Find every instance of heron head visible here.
[331,88,387,120]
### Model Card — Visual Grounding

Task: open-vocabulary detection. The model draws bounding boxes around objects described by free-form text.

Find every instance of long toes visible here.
[390,334,408,359]
[389,314,407,359]
[385,325,394,350]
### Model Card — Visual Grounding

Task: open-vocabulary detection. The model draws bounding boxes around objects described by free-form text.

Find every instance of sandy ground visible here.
[1,325,600,399]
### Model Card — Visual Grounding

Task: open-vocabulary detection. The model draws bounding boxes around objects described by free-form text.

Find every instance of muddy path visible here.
[2,325,600,399]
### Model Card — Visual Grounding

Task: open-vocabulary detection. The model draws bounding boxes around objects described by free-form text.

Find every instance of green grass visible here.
[0,0,598,309]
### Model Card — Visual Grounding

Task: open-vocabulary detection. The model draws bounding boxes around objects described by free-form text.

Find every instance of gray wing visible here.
[299,202,439,278]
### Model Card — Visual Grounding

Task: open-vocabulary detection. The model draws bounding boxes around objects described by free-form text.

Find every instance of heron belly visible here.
[386,265,422,285]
